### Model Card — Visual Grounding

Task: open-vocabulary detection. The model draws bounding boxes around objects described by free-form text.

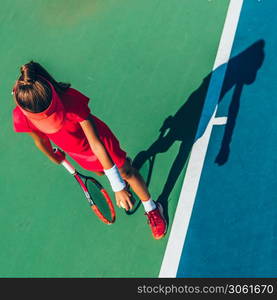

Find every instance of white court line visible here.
[159,0,244,278]
[213,116,228,125]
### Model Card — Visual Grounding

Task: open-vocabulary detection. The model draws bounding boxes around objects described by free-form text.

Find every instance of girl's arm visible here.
[80,116,133,209]
[79,115,114,170]
[27,131,62,164]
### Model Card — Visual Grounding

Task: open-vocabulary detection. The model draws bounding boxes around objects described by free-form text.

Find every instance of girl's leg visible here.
[118,159,150,202]
[119,158,167,240]
[93,170,104,176]
[114,158,166,239]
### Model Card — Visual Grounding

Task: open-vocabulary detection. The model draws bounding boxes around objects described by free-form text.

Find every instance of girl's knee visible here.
[119,161,136,180]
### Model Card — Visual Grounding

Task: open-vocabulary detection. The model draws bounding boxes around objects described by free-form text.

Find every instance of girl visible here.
[12,61,166,240]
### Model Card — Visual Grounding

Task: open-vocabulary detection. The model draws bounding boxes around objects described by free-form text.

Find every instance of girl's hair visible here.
[14,61,71,113]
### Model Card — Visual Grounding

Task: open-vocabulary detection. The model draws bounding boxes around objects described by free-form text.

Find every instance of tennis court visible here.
[0,0,275,278]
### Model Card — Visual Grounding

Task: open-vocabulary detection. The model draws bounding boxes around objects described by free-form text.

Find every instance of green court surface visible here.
[0,0,229,277]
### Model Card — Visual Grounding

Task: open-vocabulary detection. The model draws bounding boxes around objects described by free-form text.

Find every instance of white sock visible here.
[142,198,157,213]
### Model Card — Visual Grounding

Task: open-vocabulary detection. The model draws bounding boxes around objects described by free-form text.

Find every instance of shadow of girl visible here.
[132,40,265,223]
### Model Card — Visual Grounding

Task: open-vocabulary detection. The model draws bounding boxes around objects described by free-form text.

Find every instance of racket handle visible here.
[53,147,76,175]
[61,159,76,175]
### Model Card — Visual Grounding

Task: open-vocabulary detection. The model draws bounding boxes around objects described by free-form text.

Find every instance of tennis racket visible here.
[53,148,116,225]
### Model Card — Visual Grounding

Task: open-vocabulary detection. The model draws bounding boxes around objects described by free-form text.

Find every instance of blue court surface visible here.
[161,0,277,278]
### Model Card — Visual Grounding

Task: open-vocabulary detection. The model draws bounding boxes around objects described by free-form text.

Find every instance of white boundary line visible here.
[159,0,244,278]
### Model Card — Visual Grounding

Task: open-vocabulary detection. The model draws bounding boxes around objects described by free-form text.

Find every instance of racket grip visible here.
[61,160,76,175]
[53,147,76,175]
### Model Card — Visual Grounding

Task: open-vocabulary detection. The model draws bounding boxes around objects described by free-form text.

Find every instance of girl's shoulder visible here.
[12,106,33,132]
[61,88,91,122]
[61,87,90,107]
[13,106,26,122]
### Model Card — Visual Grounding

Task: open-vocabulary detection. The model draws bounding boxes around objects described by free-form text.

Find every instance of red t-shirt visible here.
[13,88,126,172]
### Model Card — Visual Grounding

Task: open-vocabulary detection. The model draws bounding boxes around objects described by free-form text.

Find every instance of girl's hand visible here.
[51,149,65,165]
[50,156,62,165]
[115,189,133,211]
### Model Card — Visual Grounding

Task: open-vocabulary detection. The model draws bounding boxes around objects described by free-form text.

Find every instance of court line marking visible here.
[159,0,244,278]
[213,116,228,125]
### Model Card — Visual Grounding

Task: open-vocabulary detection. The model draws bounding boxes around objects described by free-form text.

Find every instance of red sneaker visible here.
[145,202,167,240]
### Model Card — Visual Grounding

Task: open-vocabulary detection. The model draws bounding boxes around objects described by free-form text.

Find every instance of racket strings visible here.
[86,178,115,223]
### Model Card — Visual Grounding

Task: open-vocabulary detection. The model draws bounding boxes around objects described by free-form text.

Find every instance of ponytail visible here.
[14,61,71,113]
